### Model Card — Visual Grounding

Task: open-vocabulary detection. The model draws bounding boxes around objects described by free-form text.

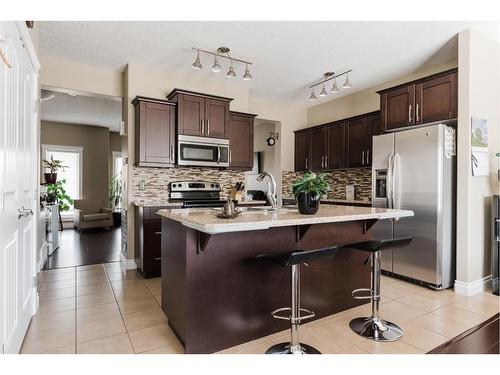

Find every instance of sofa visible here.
[73,198,113,231]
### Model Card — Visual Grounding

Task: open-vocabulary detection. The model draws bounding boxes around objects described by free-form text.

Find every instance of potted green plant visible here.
[45,179,73,231]
[42,155,68,184]
[292,172,330,215]
[108,174,123,227]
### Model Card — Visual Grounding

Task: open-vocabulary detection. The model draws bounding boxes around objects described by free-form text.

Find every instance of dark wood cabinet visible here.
[326,122,346,169]
[135,205,173,278]
[168,89,232,139]
[294,129,312,171]
[229,111,257,170]
[294,111,379,172]
[132,96,176,167]
[379,69,457,131]
[415,71,457,124]
[347,117,371,168]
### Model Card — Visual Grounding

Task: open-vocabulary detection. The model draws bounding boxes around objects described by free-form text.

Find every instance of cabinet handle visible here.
[207,119,210,135]
[408,104,412,123]
[325,155,328,168]
[321,156,324,168]
[154,257,162,261]
[154,231,161,235]
[366,150,370,165]
[362,151,365,165]
[229,149,232,164]
[416,104,420,123]
[305,157,308,170]
[200,118,204,135]
[170,145,174,161]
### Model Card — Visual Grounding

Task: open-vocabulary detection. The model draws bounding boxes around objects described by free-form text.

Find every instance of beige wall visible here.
[40,55,123,97]
[456,29,500,289]
[41,121,111,205]
[246,121,276,192]
[307,60,459,127]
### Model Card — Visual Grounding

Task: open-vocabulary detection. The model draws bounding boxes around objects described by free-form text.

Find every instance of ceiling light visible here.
[192,51,202,70]
[331,79,340,93]
[309,90,317,101]
[243,63,252,80]
[319,83,328,97]
[227,60,236,78]
[192,47,254,80]
[343,73,352,89]
[211,56,222,73]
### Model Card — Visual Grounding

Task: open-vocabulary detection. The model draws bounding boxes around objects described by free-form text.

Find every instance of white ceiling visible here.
[39,21,498,101]
[40,89,122,131]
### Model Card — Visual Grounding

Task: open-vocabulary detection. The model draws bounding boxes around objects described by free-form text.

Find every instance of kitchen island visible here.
[157,205,413,353]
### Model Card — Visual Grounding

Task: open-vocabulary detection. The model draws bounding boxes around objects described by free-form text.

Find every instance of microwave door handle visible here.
[217,146,221,164]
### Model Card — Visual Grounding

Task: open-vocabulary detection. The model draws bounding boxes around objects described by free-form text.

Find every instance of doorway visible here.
[39,87,124,269]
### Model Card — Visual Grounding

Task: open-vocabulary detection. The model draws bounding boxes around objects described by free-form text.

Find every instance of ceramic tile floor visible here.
[22,263,499,354]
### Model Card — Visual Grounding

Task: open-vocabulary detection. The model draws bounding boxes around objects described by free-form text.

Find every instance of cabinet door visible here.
[177,94,205,136]
[310,127,327,171]
[381,84,415,130]
[326,123,346,169]
[415,72,457,124]
[205,99,230,138]
[294,130,311,171]
[366,114,380,166]
[347,117,369,168]
[229,114,254,169]
[137,101,175,166]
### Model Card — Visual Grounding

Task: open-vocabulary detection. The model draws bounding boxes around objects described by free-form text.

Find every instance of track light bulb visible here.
[211,56,222,73]
[192,51,202,70]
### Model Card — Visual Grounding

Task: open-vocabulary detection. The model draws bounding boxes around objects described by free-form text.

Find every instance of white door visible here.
[0,22,39,354]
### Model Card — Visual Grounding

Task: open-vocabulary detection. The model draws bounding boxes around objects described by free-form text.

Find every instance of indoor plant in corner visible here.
[292,171,330,215]
[42,155,68,184]
[109,174,123,227]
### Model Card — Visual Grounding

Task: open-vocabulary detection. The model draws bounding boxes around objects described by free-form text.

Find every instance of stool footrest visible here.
[352,288,379,300]
[271,307,315,323]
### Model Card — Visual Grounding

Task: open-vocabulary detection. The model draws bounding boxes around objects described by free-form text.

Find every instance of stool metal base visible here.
[265,342,321,354]
[349,317,403,342]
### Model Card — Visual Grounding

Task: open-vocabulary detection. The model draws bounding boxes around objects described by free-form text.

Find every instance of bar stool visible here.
[342,237,413,342]
[256,246,338,354]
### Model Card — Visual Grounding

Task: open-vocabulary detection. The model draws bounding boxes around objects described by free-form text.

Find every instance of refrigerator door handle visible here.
[392,153,400,221]
[387,153,394,209]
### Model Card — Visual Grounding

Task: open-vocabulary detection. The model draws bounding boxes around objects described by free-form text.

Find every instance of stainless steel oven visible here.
[177,135,229,167]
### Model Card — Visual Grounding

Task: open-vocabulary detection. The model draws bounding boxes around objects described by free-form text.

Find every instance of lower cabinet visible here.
[135,205,171,278]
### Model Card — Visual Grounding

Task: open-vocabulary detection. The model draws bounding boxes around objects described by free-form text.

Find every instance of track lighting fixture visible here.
[307,70,353,101]
[191,47,253,80]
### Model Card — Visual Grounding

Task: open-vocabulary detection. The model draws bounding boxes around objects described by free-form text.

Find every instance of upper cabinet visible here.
[132,96,176,167]
[229,111,257,170]
[167,89,231,139]
[379,69,457,131]
[294,111,379,172]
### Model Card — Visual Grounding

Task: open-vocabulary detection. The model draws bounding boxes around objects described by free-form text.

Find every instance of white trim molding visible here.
[120,253,137,270]
[454,275,492,296]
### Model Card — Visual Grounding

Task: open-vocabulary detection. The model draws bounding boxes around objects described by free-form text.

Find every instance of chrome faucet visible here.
[257,172,279,210]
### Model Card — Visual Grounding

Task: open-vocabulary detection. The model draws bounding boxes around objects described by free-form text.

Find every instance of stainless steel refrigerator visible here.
[371,124,456,289]
[492,195,499,295]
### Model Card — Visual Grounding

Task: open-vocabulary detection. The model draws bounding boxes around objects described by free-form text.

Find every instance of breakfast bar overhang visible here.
[157,205,413,353]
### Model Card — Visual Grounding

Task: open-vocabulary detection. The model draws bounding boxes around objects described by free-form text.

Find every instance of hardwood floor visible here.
[428,313,499,354]
[44,228,121,269]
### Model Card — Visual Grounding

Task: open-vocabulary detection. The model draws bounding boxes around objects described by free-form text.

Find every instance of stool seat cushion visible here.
[257,246,338,266]
[341,237,412,253]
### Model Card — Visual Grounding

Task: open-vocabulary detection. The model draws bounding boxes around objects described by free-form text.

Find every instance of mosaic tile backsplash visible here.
[131,166,248,205]
[282,168,372,200]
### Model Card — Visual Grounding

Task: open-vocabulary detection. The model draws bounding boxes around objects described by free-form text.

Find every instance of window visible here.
[112,151,123,180]
[42,145,83,216]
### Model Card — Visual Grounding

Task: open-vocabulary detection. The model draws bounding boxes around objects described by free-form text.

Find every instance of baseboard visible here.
[120,253,137,270]
[454,275,492,296]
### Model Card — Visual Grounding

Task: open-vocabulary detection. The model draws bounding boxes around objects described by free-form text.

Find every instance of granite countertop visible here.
[157,205,413,234]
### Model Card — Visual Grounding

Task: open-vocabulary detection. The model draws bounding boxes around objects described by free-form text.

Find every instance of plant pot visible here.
[297,192,321,215]
[112,211,121,227]
[44,173,57,184]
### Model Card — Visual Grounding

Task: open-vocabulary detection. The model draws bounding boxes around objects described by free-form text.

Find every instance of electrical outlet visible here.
[139,180,145,191]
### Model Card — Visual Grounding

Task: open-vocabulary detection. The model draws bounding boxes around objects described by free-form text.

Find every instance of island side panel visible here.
[161,218,188,345]
[184,226,298,354]
[297,221,372,317]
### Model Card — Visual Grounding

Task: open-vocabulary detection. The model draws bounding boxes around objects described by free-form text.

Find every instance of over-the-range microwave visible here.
[177,135,230,167]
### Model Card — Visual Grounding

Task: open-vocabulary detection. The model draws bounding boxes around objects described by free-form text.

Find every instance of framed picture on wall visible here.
[471,117,489,177]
